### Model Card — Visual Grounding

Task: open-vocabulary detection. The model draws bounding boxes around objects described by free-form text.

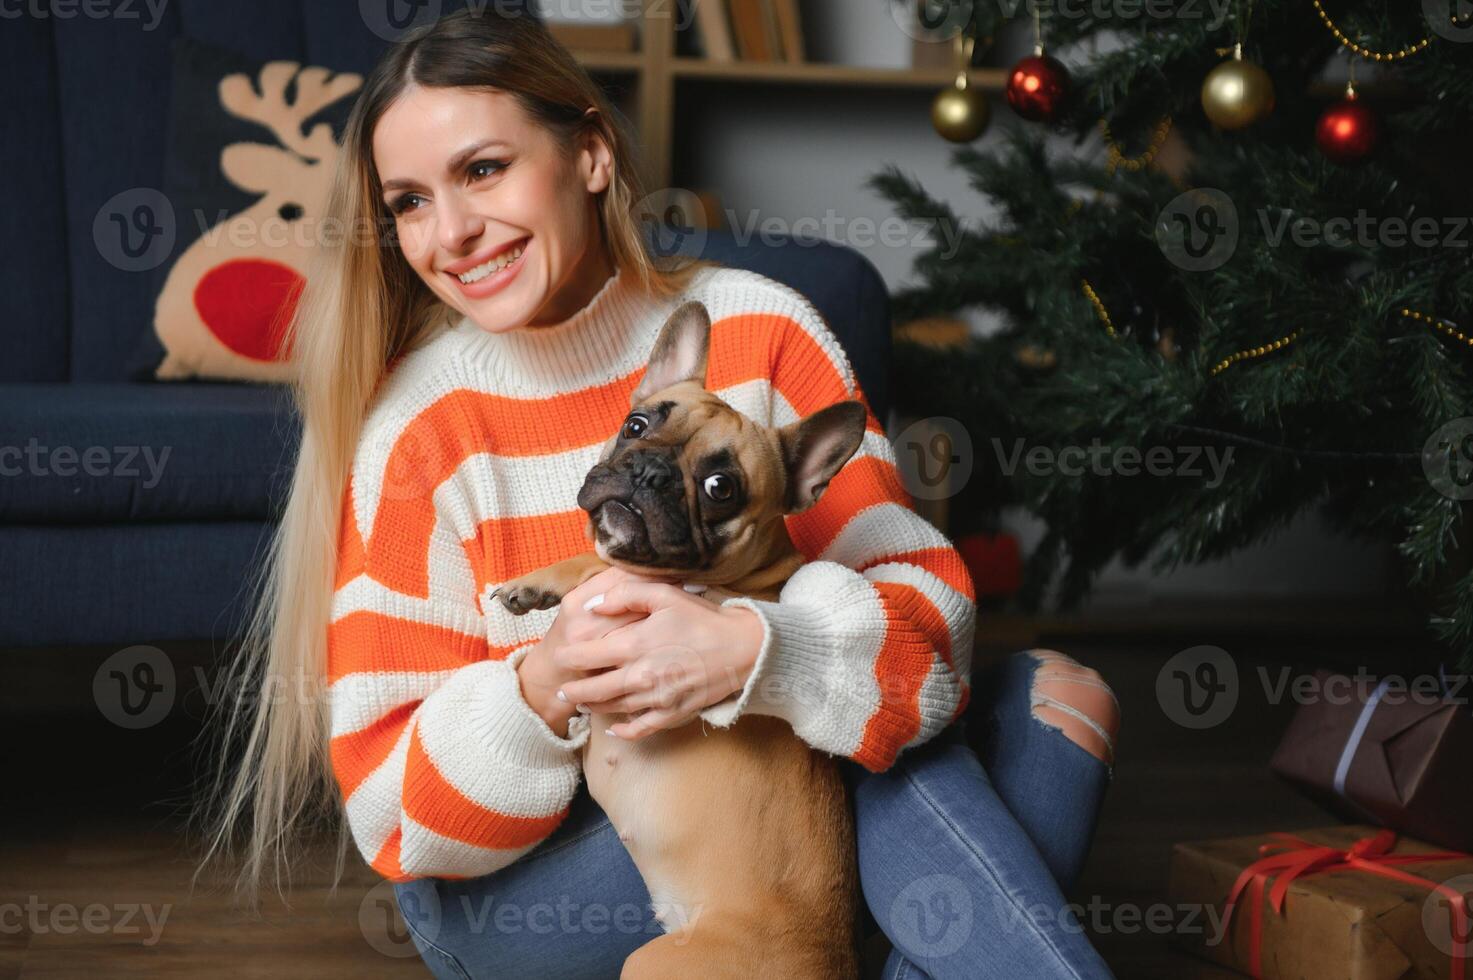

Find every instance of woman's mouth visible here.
[447,238,529,299]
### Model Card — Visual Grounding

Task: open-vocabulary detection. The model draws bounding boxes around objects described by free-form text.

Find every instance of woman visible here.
[196,8,1120,979]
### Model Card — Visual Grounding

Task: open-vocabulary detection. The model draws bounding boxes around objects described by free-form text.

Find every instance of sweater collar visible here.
[448,266,659,395]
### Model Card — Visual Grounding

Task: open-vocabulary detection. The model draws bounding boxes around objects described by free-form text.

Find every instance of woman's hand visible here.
[552,581,765,741]
[515,566,671,738]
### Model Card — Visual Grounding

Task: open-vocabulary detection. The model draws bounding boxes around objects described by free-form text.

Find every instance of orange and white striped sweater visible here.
[328,264,977,882]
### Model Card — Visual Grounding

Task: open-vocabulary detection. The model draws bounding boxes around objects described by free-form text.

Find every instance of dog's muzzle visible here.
[578,448,701,567]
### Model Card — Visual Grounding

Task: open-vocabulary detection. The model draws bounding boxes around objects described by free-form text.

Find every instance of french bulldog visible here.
[493,299,867,979]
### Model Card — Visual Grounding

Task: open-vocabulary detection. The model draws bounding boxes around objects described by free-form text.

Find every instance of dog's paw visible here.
[490,583,563,616]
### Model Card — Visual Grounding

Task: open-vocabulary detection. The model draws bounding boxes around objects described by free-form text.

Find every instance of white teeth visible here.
[456,242,525,284]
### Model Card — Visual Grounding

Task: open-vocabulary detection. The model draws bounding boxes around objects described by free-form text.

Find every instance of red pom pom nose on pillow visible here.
[192,258,304,362]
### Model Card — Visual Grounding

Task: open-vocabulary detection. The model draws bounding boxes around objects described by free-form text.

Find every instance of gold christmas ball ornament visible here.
[1201,47,1275,130]
[932,84,990,143]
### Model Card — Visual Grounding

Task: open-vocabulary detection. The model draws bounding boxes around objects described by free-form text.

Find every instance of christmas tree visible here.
[877,1,1473,665]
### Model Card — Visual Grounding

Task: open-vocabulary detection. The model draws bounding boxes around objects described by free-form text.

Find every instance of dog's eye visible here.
[702,473,734,501]
[621,414,649,439]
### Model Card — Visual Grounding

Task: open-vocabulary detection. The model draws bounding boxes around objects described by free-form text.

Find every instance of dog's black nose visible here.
[626,449,676,490]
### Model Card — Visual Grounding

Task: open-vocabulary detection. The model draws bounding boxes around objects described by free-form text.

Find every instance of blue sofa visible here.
[0,1,892,649]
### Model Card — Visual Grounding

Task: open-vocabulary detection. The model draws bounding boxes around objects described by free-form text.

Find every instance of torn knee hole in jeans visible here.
[1027,653,1120,766]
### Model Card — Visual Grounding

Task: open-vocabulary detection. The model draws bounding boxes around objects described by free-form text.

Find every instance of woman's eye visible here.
[388,193,425,216]
[703,474,733,501]
[469,159,508,181]
[621,415,649,439]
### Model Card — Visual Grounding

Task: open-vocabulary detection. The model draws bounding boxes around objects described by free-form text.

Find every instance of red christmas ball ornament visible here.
[1316,89,1379,164]
[1006,52,1070,123]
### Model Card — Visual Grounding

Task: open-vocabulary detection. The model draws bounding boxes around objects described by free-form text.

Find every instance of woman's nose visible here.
[436,191,485,253]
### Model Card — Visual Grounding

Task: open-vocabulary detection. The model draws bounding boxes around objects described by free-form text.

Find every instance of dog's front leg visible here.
[491,552,609,615]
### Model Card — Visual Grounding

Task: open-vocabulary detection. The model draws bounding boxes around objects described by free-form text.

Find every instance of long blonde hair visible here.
[192,6,709,906]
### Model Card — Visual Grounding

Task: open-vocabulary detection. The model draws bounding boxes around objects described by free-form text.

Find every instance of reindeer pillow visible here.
[129,39,362,382]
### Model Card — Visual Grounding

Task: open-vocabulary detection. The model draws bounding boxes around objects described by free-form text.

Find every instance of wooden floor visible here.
[3,626,1422,978]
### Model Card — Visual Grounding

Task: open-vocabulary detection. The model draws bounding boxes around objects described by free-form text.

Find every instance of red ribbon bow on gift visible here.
[1221,829,1470,980]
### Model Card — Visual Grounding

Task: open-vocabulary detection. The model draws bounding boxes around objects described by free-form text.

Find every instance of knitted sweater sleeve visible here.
[327,415,590,882]
[698,289,977,772]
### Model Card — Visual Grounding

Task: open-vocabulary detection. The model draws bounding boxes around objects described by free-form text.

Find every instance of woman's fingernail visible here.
[576,703,590,714]
[682,582,707,594]
[556,689,567,702]
[583,593,605,611]
[604,728,618,738]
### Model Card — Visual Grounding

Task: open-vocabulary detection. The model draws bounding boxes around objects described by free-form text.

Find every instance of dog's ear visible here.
[777,400,868,513]
[632,301,710,404]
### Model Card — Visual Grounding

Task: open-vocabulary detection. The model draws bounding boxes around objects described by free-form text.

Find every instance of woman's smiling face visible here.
[373,84,614,333]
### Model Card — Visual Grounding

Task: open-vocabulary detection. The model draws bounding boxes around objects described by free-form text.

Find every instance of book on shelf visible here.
[758,0,783,60]
[694,0,735,61]
[546,20,637,54]
[772,0,804,64]
[728,0,774,61]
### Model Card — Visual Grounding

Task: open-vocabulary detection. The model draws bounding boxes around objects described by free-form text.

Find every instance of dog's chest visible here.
[582,722,673,854]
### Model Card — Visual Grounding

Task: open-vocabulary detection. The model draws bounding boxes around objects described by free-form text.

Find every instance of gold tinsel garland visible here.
[1101,116,1174,176]
[1402,308,1473,348]
[1077,291,1465,378]
[1309,0,1431,61]
[1208,331,1300,377]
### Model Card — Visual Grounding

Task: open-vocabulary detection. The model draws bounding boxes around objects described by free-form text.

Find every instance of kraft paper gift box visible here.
[1167,825,1472,980]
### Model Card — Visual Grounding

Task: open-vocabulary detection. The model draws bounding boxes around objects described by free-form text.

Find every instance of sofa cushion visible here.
[0,384,298,524]
[0,14,69,383]
[30,1,537,383]
[676,231,893,422]
[0,522,275,647]
[130,38,362,382]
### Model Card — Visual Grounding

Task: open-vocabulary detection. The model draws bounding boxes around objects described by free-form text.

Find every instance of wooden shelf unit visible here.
[560,2,1002,189]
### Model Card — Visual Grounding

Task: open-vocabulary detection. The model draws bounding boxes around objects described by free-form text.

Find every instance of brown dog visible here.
[493,300,867,979]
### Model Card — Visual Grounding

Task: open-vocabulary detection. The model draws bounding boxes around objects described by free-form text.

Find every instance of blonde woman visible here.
[197,8,1120,979]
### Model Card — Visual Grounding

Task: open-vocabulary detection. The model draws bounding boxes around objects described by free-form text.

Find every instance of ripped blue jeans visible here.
[393,649,1116,979]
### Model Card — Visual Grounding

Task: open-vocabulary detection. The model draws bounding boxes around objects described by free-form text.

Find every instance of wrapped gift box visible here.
[1167,825,1471,979]
[1269,669,1473,852]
